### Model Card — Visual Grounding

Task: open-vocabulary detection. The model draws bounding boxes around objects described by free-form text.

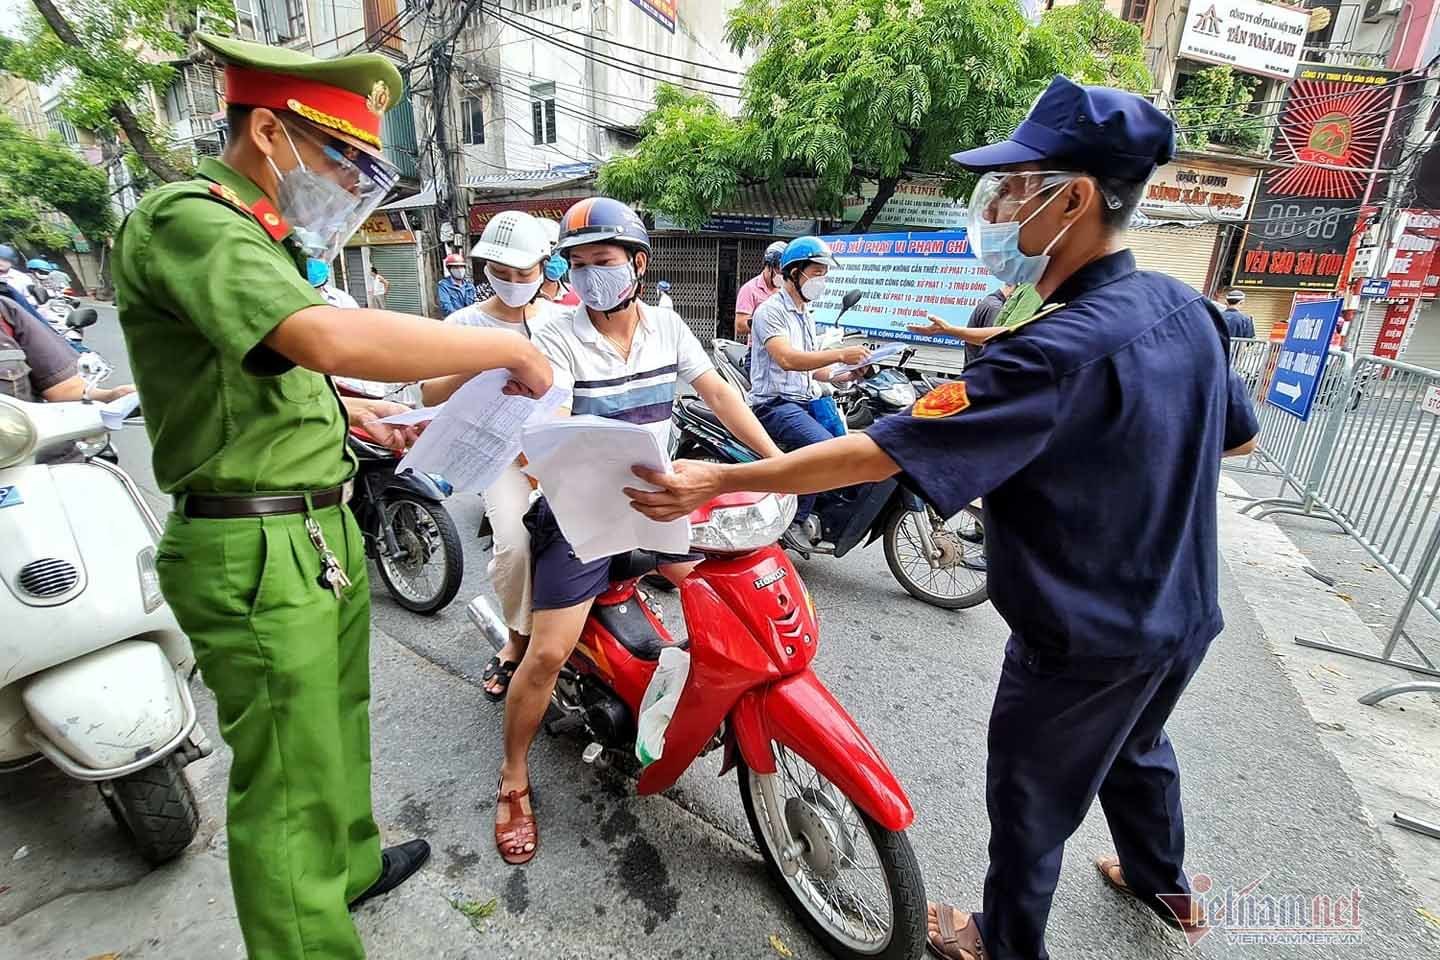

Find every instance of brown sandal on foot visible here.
[495,781,537,865]
[1094,854,1204,932]
[926,902,986,960]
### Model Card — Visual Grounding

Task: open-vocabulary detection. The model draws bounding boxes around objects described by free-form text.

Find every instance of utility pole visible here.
[429,0,482,251]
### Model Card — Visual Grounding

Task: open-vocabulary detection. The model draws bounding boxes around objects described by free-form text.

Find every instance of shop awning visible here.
[380,184,436,210]
[717,178,834,220]
[464,163,598,194]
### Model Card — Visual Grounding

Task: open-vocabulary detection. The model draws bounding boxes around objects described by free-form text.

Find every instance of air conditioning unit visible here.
[1363,0,1404,22]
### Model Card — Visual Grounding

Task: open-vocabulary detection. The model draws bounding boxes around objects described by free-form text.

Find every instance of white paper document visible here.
[520,416,691,562]
[834,341,905,374]
[395,370,570,493]
[377,405,443,426]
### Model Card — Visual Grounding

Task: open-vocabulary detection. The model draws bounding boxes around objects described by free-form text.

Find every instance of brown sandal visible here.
[926,902,986,960]
[495,781,537,865]
[1094,854,1204,932]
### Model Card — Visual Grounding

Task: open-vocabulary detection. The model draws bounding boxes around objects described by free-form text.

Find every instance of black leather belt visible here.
[181,482,353,519]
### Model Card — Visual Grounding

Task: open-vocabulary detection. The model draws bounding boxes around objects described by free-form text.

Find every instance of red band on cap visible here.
[224,64,382,146]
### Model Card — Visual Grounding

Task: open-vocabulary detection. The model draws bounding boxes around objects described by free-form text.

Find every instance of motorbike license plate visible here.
[0,485,22,508]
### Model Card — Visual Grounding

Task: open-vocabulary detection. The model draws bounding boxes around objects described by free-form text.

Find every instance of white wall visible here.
[438,0,749,180]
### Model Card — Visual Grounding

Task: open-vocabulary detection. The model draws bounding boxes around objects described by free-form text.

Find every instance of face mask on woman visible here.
[485,265,543,308]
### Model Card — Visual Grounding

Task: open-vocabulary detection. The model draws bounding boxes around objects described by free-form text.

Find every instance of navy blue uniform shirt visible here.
[870,251,1259,662]
[1221,306,1255,340]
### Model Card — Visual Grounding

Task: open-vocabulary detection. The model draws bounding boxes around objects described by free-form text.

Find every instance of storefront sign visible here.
[652,213,783,235]
[1234,63,1401,290]
[350,211,413,246]
[1387,210,1440,298]
[1139,162,1257,221]
[1360,278,1392,298]
[809,231,1002,348]
[1374,300,1416,361]
[468,196,584,234]
[630,0,677,33]
[842,183,968,230]
[1178,0,1309,81]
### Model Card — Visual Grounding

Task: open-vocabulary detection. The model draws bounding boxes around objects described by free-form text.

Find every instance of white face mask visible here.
[800,275,828,302]
[570,262,639,313]
[449,267,466,280]
[484,266,543,308]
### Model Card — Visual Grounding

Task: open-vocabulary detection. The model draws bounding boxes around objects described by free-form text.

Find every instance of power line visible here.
[485,7,744,100]
[483,1,744,77]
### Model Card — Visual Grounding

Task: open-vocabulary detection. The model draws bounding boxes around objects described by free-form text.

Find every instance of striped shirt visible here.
[531,302,714,448]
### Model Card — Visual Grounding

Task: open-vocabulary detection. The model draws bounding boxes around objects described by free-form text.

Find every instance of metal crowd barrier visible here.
[1225,347,1440,683]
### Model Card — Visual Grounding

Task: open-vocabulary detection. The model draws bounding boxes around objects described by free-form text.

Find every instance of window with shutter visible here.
[530,83,557,145]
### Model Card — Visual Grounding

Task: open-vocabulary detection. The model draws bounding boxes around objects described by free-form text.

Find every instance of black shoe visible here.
[641,572,677,593]
[349,839,431,910]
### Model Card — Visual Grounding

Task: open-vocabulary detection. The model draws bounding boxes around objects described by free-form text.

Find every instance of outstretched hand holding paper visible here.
[521,416,691,562]
[394,369,570,493]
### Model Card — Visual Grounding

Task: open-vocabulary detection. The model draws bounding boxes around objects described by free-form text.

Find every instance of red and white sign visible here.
[1374,300,1416,361]
[1385,211,1440,298]
[468,196,585,235]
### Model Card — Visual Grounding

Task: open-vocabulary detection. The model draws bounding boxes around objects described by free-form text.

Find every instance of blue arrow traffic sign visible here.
[1266,297,1344,421]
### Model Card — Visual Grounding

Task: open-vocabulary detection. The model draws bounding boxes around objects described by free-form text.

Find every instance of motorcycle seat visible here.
[680,397,724,429]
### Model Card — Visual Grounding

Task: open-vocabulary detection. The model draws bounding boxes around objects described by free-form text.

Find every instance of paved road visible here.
[2,306,1436,958]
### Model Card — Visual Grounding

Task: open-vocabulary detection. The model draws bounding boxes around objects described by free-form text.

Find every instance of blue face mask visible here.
[544,253,568,282]
[972,178,1075,286]
[306,257,330,287]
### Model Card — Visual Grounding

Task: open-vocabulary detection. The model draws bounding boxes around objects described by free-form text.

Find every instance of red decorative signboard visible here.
[468,196,585,235]
[1374,300,1415,360]
[1235,63,1401,290]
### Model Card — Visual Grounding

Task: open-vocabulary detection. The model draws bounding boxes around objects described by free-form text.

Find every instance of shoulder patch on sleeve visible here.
[206,183,290,240]
[911,381,970,419]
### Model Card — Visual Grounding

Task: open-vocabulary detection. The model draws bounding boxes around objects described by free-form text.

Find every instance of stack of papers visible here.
[392,369,570,493]
[834,341,904,374]
[521,416,691,562]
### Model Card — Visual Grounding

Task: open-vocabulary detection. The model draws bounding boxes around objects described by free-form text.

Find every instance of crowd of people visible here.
[0,29,1269,960]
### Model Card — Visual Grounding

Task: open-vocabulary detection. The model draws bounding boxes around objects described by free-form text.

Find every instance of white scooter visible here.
[0,387,209,864]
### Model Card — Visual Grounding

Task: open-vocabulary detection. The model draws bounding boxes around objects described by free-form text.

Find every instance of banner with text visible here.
[1178,0,1309,81]
[1140,161,1257,221]
[1234,63,1400,290]
[630,0,677,33]
[841,182,968,229]
[809,231,1002,349]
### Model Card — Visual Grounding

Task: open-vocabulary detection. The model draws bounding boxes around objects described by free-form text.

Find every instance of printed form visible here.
[521,416,691,562]
[393,369,570,493]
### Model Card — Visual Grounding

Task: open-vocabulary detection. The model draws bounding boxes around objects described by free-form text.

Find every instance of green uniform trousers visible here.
[156,502,381,960]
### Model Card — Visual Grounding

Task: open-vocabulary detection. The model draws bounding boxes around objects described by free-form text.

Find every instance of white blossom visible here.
[792,37,807,55]
[771,93,790,116]
[855,11,872,31]
[884,0,902,19]
[910,0,925,17]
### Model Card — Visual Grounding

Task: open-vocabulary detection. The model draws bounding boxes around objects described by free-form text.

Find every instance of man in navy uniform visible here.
[625,76,1260,960]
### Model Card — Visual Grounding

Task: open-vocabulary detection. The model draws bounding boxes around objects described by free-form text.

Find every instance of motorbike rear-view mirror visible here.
[67,308,98,330]
[841,289,863,311]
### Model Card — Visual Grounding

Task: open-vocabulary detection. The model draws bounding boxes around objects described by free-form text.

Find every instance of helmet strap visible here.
[603,251,646,319]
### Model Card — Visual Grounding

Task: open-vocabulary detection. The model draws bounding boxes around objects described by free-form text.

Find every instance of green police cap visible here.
[197,32,402,150]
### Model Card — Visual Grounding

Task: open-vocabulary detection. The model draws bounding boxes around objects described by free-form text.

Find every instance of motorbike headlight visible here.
[879,381,917,407]
[690,492,797,554]
[0,398,38,468]
[137,546,165,613]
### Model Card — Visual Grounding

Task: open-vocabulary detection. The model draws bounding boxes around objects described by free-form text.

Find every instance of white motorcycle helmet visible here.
[469,211,553,269]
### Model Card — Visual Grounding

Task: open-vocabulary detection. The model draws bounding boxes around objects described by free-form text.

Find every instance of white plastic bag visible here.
[635,647,690,766]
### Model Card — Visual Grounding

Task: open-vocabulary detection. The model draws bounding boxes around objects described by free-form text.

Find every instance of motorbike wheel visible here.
[883,503,988,610]
[738,747,926,960]
[374,495,464,615]
[99,754,200,865]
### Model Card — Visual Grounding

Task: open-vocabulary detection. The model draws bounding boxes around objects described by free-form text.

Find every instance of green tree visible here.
[1172,66,1265,154]
[3,0,234,184]
[598,0,1151,232]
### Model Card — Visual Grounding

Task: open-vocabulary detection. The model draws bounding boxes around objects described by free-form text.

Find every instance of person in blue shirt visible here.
[626,76,1260,960]
[436,252,479,317]
[1220,289,1256,339]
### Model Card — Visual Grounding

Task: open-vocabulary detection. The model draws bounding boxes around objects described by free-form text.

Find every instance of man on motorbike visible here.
[438,252,480,316]
[0,289,134,403]
[110,34,553,960]
[627,77,1260,960]
[0,245,40,306]
[487,196,781,865]
[747,235,869,549]
[425,209,559,700]
[733,239,786,339]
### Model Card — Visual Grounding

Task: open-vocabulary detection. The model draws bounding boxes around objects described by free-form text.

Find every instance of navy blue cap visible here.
[951,76,1175,182]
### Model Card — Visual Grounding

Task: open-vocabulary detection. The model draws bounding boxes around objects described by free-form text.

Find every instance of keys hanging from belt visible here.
[305,516,352,598]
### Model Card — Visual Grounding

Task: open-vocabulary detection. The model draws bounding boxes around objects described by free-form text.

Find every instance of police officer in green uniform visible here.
[112,35,553,960]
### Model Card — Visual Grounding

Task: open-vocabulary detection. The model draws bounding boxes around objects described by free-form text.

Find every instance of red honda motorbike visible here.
[467,492,925,959]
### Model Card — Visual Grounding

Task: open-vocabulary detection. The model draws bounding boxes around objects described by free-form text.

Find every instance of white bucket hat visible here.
[469,210,552,268]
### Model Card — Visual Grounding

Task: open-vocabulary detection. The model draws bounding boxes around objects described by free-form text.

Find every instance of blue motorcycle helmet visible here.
[0,244,17,265]
[26,258,51,272]
[780,236,838,272]
[306,257,331,288]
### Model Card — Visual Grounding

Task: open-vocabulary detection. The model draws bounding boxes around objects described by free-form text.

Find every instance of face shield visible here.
[967,171,1082,287]
[269,119,399,263]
